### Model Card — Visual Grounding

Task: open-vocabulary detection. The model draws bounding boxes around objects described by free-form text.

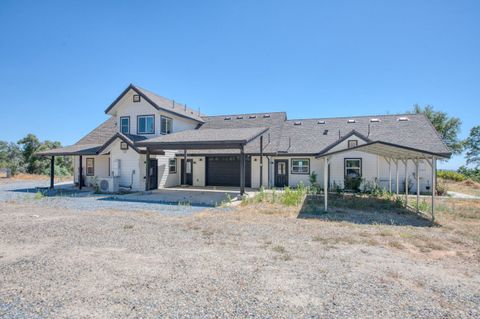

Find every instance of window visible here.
[161,116,173,134]
[344,159,362,179]
[133,94,141,102]
[137,115,155,134]
[86,158,95,176]
[291,159,310,174]
[169,159,176,174]
[348,140,358,148]
[120,142,128,150]
[120,117,130,134]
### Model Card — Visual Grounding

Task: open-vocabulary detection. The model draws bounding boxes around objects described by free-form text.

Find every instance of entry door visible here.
[148,159,158,190]
[274,160,289,187]
[181,159,193,185]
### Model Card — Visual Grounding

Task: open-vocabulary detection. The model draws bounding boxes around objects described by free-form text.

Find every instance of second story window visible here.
[161,116,173,134]
[120,117,130,134]
[137,115,155,134]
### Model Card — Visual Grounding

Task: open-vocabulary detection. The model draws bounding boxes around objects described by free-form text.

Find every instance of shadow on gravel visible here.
[298,194,433,227]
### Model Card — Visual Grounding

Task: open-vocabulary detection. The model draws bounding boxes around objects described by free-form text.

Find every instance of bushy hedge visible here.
[437,170,466,181]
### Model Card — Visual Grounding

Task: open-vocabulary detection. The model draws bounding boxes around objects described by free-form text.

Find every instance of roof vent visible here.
[323,129,328,135]
[294,121,302,126]
[347,119,356,123]
[224,116,231,120]
[370,118,380,122]
[236,116,243,119]
[263,114,271,118]
[317,120,326,124]
[249,115,257,119]
[397,117,409,121]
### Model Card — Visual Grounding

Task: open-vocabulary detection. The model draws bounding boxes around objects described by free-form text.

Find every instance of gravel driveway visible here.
[1,194,479,318]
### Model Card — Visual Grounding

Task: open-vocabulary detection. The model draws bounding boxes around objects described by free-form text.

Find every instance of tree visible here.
[0,141,23,175]
[17,134,43,174]
[465,125,480,168]
[410,104,463,155]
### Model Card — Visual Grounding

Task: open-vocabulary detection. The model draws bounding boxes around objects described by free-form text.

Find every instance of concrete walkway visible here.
[447,191,480,199]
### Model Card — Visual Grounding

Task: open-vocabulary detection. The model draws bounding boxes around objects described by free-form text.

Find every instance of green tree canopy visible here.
[410,104,463,155]
[465,125,480,168]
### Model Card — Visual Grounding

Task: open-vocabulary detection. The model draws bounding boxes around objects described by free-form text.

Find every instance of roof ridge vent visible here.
[397,116,409,121]
[317,120,326,124]
[370,118,380,122]
[236,115,243,119]
[263,114,271,118]
[347,119,356,123]
[249,115,257,119]
[224,116,231,120]
[294,121,302,125]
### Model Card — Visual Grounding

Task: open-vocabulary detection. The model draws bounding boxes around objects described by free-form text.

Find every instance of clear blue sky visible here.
[1,0,478,169]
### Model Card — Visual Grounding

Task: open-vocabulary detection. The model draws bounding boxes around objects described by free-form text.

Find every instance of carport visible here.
[136,127,269,195]
[317,141,451,222]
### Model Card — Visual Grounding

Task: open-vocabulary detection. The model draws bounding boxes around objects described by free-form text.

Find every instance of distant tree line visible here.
[0,134,72,176]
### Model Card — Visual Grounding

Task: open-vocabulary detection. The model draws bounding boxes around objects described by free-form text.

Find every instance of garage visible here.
[206,156,251,187]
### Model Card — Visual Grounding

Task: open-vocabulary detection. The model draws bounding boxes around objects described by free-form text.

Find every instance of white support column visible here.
[404,159,408,207]
[324,157,328,212]
[431,156,436,222]
[376,155,380,188]
[387,158,392,193]
[416,159,420,212]
[395,159,399,195]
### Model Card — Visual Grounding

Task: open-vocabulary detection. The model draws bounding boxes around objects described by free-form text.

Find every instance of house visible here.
[38,84,451,215]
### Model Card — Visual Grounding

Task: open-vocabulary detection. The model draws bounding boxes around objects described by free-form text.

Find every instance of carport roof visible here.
[317,140,451,160]
[136,127,269,150]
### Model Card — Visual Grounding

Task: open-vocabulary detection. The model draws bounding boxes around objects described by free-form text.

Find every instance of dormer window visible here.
[348,140,358,148]
[161,115,173,134]
[120,117,130,134]
[133,94,141,102]
[137,115,155,134]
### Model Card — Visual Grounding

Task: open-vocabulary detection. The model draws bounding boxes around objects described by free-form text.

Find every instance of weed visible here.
[34,191,44,200]
[272,245,286,254]
[388,241,404,250]
[123,224,134,229]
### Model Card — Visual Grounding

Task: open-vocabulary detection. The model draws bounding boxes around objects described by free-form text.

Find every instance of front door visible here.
[148,159,158,190]
[181,159,193,185]
[274,160,289,187]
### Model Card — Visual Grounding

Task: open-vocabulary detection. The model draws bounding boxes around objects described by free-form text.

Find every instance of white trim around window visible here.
[137,115,155,134]
[169,158,177,174]
[161,115,173,135]
[120,116,130,134]
[291,158,310,174]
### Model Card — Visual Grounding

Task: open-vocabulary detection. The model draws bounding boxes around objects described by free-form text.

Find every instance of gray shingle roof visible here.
[278,113,450,156]
[137,127,268,149]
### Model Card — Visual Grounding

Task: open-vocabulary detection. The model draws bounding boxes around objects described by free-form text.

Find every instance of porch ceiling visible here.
[317,140,451,160]
[135,127,269,150]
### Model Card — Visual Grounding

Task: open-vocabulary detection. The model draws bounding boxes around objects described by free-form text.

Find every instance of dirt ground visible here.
[0,183,479,318]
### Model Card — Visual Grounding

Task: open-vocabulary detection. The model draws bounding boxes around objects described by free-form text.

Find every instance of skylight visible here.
[263,114,271,118]
[347,119,356,123]
[397,117,409,121]
[370,118,380,122]
[294,121,302,125]
[249,115,257,119]
[224,117,231,120]
[236,116,243,119]
[317,120,326,124]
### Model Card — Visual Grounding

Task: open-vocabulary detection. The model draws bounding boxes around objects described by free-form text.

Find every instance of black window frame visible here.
[137,115,155,134]
[86,158,95,176]
[344,158,362,179]
[120,116,130,134]
[348,140,358,148]
[160,115,173,135]
[169,158,177,174]
[291,158,310,175]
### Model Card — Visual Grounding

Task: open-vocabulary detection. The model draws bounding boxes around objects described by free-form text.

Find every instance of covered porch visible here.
[136,127,269,195]
[317,141,450,222]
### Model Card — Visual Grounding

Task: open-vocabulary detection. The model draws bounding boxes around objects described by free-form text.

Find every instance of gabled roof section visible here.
[104,84,205,123]
[318,129,371,155]
[96,132,148,154]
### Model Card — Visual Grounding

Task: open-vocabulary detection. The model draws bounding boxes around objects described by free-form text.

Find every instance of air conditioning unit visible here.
[98,176,120,193]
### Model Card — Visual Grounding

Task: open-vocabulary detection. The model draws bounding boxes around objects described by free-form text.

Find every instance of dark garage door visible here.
[206,156,251,187]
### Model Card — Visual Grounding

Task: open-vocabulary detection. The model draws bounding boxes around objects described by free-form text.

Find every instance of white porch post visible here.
[431,156,436,222]
[387,158,392,193]
[404,159,408,207]
[376,155,380,188]
[324,157,328,212]
[395,159,399,195]
[416,159,420,212]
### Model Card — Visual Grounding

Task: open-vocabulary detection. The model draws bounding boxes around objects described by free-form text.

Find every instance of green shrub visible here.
[438,170,466,181]
[281,186,306,206]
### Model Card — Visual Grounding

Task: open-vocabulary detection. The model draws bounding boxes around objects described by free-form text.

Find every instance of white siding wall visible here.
[112,90,198,136]
[73,155,110,186]
[192,157,205,187]
[156,151,180,188]
[109,139,143,191]
[251,156,269,188]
